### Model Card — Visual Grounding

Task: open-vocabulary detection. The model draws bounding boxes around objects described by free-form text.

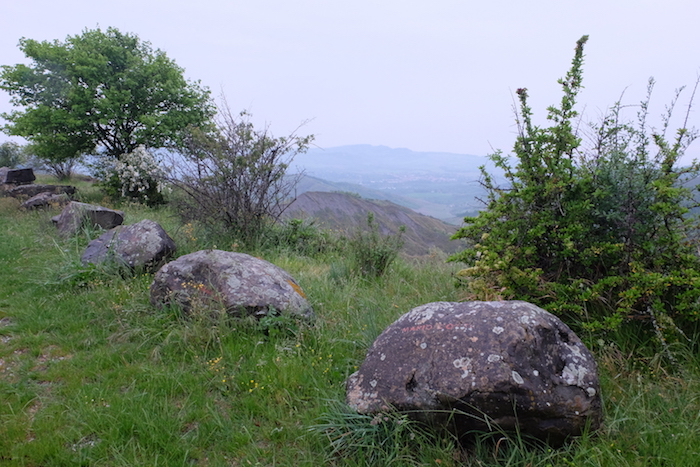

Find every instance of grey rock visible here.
[81,219,176,271]
[0,167,35,185]
[150,249,314,320]
[21,192,72,210]
[7,184,76,199]
[346,301,602,445]
[52,202,125,237]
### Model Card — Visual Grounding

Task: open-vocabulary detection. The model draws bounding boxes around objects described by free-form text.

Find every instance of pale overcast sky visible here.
[1,0,699,161]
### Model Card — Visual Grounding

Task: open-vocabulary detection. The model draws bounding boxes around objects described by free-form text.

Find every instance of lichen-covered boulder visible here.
[81,219,176,271]
[346,301,602,445]
[52,201,124,237]
[150,249,314,320]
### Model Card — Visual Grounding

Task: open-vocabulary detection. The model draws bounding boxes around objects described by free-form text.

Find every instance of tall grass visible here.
[1,182,699,465]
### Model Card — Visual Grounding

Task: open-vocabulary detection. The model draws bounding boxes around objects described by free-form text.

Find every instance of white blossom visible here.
[113,145,169,199]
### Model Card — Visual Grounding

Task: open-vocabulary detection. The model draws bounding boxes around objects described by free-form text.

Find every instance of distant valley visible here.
[289,144,502,225]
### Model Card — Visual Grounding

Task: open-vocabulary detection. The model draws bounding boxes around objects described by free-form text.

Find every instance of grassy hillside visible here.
[1,181,699,466]
[282,191,464,256]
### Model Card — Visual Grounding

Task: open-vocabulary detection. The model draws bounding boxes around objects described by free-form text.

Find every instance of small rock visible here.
[52,202,124,237]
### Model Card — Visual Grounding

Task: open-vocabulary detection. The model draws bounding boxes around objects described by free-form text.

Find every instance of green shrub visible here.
[168,104,313,248]
[349,212,405,279]
[450,35,700,338]
[262,218,339,256]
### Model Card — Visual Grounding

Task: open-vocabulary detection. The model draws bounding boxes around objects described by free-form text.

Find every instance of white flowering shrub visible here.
[97,145,168,205]
[115,146,168,197]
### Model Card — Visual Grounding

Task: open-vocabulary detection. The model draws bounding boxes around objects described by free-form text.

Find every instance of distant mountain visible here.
[294,173,450,214]
[292,144,493,179]
[290,145,502,224]
[282,191,466,256]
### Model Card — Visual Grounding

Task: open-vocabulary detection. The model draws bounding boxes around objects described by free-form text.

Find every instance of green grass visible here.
[1,182,700,466]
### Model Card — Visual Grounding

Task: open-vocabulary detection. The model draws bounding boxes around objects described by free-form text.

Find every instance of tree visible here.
[0,27,214,167]
[450,36,700,337]
[0,141,26,168]
[168,101,313,246]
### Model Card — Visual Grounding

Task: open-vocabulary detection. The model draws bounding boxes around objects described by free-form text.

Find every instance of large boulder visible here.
[81,219,176,271]
[346,301,602,445]
[7,184,76,200]
[150,250,314,320]
[52,202,125,237]
[0,167,35,185]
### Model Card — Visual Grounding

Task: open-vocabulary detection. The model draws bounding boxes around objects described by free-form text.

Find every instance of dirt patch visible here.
[32,345,72,372]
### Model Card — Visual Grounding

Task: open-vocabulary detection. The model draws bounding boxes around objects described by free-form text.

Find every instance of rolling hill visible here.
[282,191,466,256]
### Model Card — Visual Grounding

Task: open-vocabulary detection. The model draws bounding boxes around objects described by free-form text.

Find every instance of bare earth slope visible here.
[282,191,464,256]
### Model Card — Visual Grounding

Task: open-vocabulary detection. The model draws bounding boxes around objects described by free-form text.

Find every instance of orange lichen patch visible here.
[287,280,307,299]
[181,280,215,297]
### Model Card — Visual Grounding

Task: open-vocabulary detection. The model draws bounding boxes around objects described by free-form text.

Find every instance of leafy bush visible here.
[262,218,339,256]
[168,103,313,248]
[349,212,405,278]
[92,145,168,206]
[450,35,700,337]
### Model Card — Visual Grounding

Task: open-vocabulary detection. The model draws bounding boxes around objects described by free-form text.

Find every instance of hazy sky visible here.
[2,0,699,161]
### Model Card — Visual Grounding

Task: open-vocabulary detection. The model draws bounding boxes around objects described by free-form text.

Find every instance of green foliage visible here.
[348,212,405,279]
[0,27,214,165]
[0,141,27,168]
[450,35,700,335]
[312,402,444,466]
[262,218,340,256]
[256,308,301,338]
[169,104,313,247]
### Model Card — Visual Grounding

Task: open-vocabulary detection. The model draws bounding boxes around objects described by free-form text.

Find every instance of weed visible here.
[256,308,301,338]
[312,401,441,466]
[348,212,405,279]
